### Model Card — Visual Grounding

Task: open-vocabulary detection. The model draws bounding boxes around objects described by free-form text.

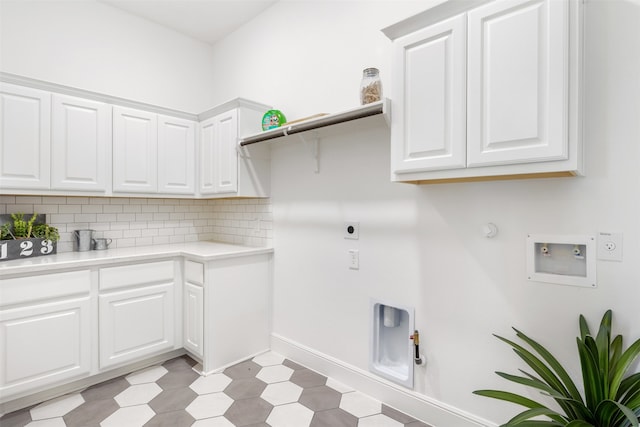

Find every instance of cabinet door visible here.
[467,0,568,167]
[0,297,91,398]
[199,111,238,195]
[0,83,51,189]
[158,115,195,195]
[99,283,174,369]
[51,94,110,191]
[391,14,467,174]
[198,117,216,195]
[212,110,239,193]
[183,282,203,358]
[113,106,158,193]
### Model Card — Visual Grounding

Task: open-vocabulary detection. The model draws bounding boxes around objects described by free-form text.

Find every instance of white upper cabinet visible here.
[200,110,239,195]
[391,14,467,173]
[158,115,196,195]
[51,94,111,192]
[199,100,270,198]
[385,0,582,183]
[0,83,51,190]
[113,106,158,193]
[467,0,568,167]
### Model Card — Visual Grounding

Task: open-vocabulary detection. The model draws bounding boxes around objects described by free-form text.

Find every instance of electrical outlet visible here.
[597,232,623,261]
[344,222,359,240]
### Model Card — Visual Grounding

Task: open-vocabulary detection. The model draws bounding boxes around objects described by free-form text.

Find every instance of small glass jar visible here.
[360,67,382,105]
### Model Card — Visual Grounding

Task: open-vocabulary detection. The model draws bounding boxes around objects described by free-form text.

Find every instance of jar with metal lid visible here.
[360,67,382,105]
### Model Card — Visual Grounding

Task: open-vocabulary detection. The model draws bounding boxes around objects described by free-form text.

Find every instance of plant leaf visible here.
[514,328,583,402]
[596,399,640,427]
[595,310,612,398]
[579,314,591,340]
[578,337,603,410]
[565,421,596,427]
[495,333,573,400]
[610,338,640,399]
[506,407,567,425]
[473,390,549,410]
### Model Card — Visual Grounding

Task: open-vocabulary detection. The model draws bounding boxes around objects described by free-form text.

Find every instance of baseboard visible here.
[271,333,496,427]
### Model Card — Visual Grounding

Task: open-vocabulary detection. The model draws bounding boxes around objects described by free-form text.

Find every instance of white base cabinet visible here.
[0,271,91,400]
[183,261,204,358]
[184,254,272,374]
[98,261,178,369]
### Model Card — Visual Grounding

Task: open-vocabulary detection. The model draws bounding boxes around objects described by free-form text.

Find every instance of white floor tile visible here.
[30,393,84,420]
[186,393,234,420]
[358,414,404,427]
[253,351,285,367]
[256,364,293,383]
[125,365,168,384]
[266,402,313,427]
[339,391,381,418]
[261,381,303,405]
[191,416,235,427]
[326,378,354,393]
[26,418,66,427]
[189,373,232,395]
[100,405,155,427]
[114,383,162,407]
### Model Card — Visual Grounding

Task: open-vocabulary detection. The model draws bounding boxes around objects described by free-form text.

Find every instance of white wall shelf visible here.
[238,99,390,147]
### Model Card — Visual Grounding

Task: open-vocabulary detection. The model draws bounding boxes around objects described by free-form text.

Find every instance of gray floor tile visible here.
[162,356,197,372]
[0,408,32,427]
[406,421,434,427]
[144,409,195,426]
[81,376,129,402]
[282,359,306,370]
[299,385,342,411]
[224,377,267,400]
[310,407,358,427]
[224,360,262,380]
[224,397,273,426]
[290,368,327,388]
[63,398,120,427]
[148,387,197,413]
[156,368,200,390]
[382,404,419,424]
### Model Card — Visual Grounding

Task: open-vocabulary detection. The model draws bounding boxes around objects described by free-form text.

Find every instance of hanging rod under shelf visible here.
[239,99,389,147]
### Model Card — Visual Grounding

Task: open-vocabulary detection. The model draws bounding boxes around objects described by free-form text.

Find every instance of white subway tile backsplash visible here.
[1,197,272,252]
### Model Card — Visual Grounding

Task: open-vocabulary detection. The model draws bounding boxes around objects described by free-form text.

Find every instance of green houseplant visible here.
[474,310,640,427]
[10,212,38,239]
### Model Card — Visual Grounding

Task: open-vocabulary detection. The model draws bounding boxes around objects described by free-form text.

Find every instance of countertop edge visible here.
[0,242,274,278]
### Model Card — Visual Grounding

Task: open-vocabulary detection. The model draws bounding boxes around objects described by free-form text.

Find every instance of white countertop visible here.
[0,241,274,277]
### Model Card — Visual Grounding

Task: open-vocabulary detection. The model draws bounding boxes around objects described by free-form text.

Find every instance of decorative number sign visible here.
[0,238,57,262]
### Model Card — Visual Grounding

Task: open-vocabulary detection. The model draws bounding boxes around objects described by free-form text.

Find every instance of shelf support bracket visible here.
[298,131,320,173]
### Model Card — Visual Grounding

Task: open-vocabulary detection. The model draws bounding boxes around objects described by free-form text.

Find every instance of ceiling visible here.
[99,0,278,45]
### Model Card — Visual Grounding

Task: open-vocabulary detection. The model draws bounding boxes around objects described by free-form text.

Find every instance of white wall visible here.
[0,0,216,112]
[210,0,640,424]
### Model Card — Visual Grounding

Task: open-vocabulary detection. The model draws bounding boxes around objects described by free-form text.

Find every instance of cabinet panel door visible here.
[158,115,195,195]
[183,282,203,358]
[99,283,174,369]
[113,106,158,193]
[0,83,51,189]
[199,117,216,195]
[0,297,91,398]
[391,14,467,173]
[51,95,110,191]
[213,110,238,193]
[467,0,568,167]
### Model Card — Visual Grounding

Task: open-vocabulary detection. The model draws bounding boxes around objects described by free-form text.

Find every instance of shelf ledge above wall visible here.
[238,99,390,147]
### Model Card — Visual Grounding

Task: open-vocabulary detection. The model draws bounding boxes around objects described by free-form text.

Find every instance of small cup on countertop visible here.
[92,238,112,250]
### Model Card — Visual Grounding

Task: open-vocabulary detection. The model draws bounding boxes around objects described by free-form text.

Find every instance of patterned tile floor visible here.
[0,352,431,427]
